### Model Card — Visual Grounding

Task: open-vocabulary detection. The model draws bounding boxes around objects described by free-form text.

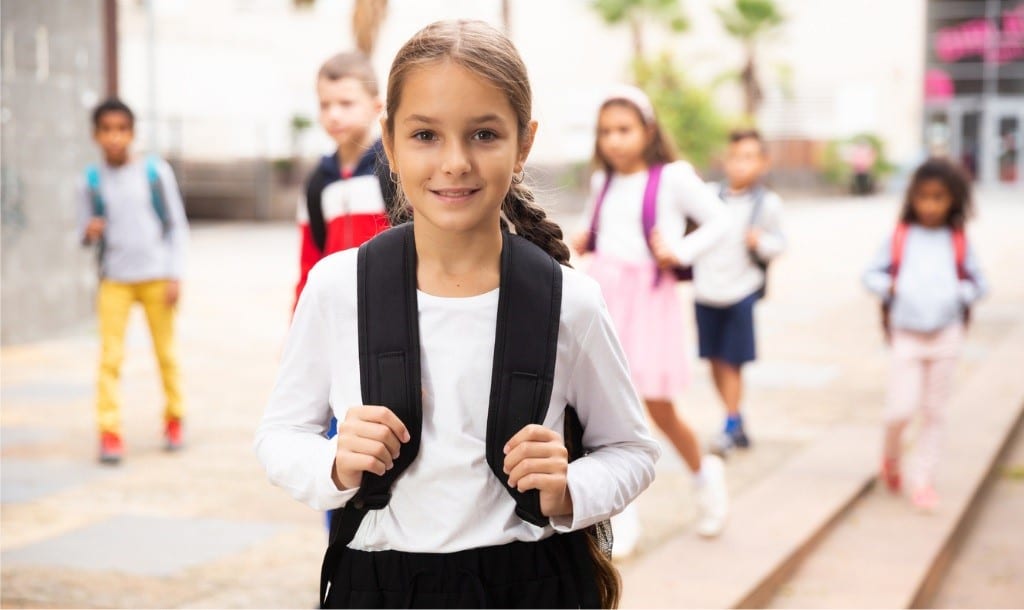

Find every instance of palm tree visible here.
[715,0,784,117]
[352,0,388,57]
[590,0,688,67]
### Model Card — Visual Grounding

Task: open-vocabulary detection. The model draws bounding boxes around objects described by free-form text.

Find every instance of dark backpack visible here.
[320,223,609,608]
[585,163,694,282]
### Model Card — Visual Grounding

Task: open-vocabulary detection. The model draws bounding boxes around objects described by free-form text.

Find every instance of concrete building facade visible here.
[1,0,108,344]
[115,0,929,167]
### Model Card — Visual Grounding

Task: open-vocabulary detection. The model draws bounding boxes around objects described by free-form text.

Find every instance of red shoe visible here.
[99,432,123,464]
[164,418,184,452]
[881,457,902,492]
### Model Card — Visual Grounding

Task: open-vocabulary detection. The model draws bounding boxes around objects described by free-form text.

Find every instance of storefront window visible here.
[998,116,1020,182]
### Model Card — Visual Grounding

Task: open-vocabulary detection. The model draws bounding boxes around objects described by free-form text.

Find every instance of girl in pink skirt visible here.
[572,86,731,538]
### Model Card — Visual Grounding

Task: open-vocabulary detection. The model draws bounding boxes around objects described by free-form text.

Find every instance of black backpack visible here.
[319,223,608,608]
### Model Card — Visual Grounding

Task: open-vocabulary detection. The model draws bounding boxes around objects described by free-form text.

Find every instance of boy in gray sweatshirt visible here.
[78,99,189,464]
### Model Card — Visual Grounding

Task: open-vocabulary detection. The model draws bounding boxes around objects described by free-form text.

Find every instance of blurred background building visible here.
[923,0,1023,185]
[112,0,933,192]
[2,0,1021,344]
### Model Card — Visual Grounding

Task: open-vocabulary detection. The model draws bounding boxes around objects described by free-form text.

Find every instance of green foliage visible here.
[272,157,295,172]
[634,55,730,169]
[821,133,896,186]
[290,114,313,133]
[590,0,689,32]
[715,0,784,40]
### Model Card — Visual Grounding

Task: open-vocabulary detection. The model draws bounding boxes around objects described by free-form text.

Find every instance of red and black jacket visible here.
[295,139,399,303]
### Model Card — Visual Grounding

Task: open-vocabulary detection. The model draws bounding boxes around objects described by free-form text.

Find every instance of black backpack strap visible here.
[355,222,423,504]
[748,186,769,265]
[306,160,334,254]
[486,233,563,527]
[320,223,423,608]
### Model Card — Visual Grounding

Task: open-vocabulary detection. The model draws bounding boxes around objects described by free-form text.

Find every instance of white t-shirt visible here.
[255,247,660,553]
[584,161,727,265]
[692,183,785,307]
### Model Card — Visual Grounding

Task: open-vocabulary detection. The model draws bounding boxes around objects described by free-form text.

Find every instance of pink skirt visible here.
[585,253,690,400]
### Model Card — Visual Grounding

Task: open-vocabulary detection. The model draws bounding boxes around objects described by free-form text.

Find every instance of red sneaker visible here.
[164,418,184,452]
[99,432,123,464]
[881,457,902,492]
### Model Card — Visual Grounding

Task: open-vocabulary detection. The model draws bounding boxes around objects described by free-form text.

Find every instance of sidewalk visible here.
[3,191,1022,608]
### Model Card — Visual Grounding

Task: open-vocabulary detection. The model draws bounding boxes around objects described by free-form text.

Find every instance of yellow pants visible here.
[96,279,183,435]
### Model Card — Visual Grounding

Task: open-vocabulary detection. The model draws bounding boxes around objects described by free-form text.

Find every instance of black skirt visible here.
[322,532,599,609]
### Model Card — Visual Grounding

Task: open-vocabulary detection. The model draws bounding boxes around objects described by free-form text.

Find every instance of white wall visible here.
[759,0,926,160]
[118,0,925,165]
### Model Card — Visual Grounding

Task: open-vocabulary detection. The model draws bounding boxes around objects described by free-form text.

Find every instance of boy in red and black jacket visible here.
[296,51,398,304]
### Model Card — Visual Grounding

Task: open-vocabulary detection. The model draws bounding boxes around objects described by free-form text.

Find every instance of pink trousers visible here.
[883,322,964,489]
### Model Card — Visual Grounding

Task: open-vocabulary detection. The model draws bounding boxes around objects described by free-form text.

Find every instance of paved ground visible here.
[2,189,1022,608]
[930,424,1024,608]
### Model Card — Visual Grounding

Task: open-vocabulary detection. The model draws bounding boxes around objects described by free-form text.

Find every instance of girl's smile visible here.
[428,186,483,205]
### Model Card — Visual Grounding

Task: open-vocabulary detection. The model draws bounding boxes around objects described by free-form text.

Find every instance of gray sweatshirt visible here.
[77,157,188,282]
[693,183,785,307]
[863,225,987,333]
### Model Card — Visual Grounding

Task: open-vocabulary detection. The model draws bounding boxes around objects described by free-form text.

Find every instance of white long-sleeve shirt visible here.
[692,183,785,307]
[76,157,188,281]
[584,160,727,266]
[254,248,660,553]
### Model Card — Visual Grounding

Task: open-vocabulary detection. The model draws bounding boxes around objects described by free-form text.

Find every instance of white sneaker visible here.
[611,502,641,559]
[694,454,729,538]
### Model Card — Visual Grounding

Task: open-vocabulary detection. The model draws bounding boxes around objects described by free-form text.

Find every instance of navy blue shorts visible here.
[695,292,759,367]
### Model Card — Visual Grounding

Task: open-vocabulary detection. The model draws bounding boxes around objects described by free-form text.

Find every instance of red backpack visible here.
[881,222,971,340]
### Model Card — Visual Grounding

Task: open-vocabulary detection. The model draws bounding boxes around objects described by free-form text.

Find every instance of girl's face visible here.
[597,103,650,174]
[912,178,954,228]
[383,60,535,236]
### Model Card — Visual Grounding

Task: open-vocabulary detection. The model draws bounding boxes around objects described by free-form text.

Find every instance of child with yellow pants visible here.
[79,99,189,464]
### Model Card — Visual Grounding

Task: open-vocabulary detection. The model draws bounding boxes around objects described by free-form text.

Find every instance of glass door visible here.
[996,112,1022,185]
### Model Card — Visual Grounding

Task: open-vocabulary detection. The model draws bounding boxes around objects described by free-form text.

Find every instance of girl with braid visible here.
[256,20,659,608]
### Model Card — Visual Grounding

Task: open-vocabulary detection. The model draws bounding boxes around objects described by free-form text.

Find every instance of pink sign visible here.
[925,69,955,100]
[935,4,1024,64]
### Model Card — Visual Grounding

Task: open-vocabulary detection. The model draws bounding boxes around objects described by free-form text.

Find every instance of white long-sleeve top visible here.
[254,248,660,553]
[692,183,785,307]
[584,161,727,266]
